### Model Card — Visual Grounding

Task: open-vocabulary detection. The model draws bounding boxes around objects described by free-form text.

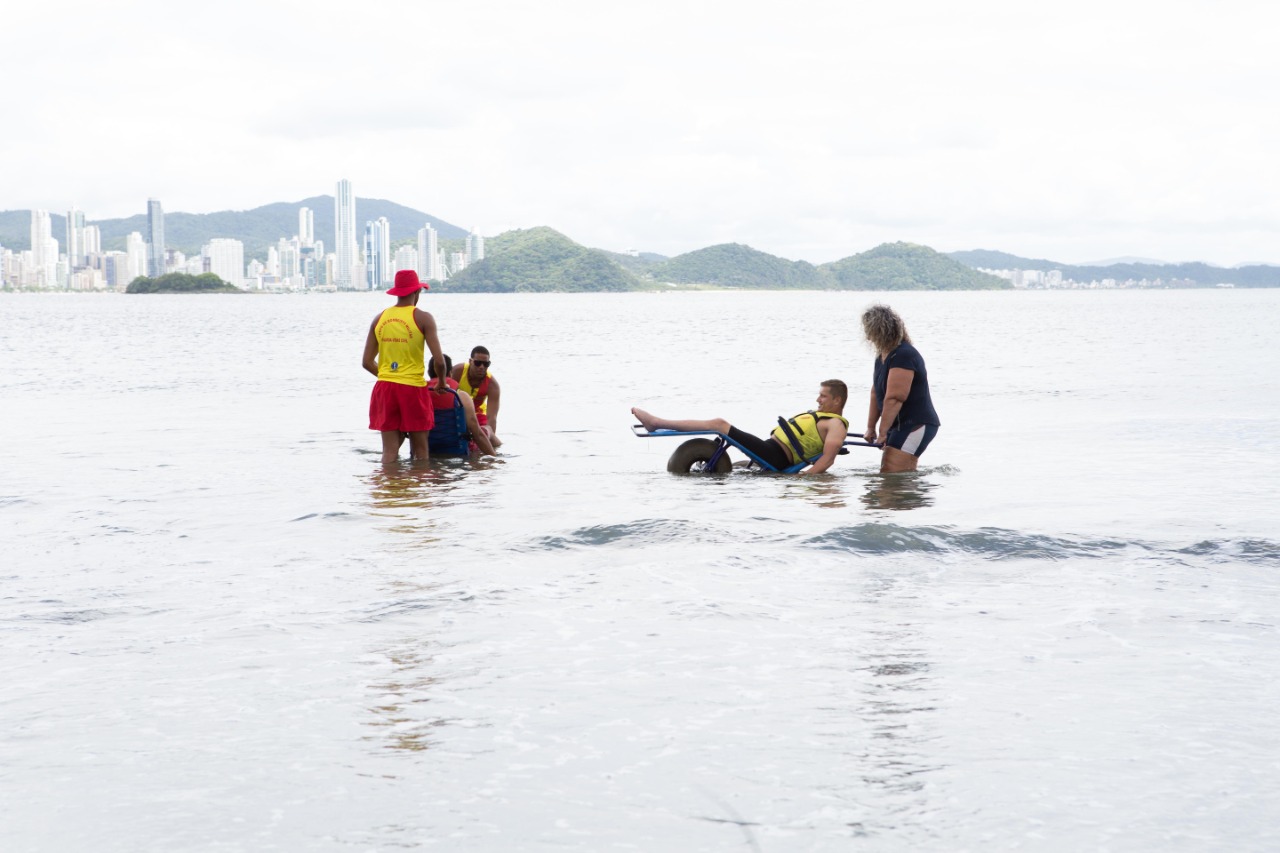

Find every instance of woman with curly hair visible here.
[860,304,940,473]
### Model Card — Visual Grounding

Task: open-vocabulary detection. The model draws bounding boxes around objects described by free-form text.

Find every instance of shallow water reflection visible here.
[364,630,451,755]
[860,473,936,511]
[850,575,944,833]
[784,478,850,509]
[363,463,466,538]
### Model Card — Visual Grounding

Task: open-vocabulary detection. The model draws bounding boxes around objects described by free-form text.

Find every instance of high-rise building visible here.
[467,227,485,264]
[30,210,58,288]
[146,199,165,277]
[377,217,390,284]
[334,179,357,288]
[82,225,101,258]
[103,252,131,290]
[417,223,439,281]
[66,207,86,268]
[277,238,300,282]
[299,207,315,246]
[300,246,317,288]
[363,217,390,290]
[125,232,146,283]
[204,239,245,288]
[246,258,266,289]
[394,245,418,275]
[322,253,336,288]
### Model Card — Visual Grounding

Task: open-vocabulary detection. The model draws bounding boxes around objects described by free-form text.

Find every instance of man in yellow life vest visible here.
[361,270,447,464]
[632,380,851,475]
[450,345,502,449]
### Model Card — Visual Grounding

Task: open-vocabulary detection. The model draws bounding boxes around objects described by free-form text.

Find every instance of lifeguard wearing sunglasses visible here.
[451,344,503,449]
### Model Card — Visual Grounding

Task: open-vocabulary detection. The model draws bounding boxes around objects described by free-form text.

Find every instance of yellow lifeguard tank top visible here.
[375,306,426,387]
[771,411,849,460]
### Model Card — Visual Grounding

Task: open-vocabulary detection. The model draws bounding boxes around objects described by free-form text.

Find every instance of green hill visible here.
[436,227,647,292]
[822,242,1009,290]
[0,198,465,260]
[649,243,829,288]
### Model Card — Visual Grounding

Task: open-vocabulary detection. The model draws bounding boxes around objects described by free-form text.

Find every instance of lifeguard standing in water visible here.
[451,345,502,448]
[362,270,447,464]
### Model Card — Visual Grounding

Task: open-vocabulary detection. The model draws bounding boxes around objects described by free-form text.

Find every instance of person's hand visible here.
[875,431,888,447]
[864,429,877,444]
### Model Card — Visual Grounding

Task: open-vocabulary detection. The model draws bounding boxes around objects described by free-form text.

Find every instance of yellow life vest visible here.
[375,306,426,387]
[458,367,493,415]
[771,411,849,461]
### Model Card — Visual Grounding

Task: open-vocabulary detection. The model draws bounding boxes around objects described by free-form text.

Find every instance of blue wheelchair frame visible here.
[632,424,878,474]
[429,389,472,457]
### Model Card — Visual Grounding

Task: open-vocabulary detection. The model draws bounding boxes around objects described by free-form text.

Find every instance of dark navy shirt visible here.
[873,341,940,429]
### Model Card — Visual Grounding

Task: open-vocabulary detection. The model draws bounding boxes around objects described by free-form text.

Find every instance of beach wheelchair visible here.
[632,414,877,474]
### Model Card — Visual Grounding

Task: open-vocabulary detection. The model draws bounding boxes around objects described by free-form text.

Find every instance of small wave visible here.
[291,511,355,522]
[806,524,1135,559]
[530,518,748,550]
[1176,538,1280,565]
[524,518,1279,566]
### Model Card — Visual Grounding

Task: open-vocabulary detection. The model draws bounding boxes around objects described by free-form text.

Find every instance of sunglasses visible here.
[472,359,491,368]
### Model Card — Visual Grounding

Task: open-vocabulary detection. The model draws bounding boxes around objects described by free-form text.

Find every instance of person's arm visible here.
[362,317,380,377]
[865,387,879,443]
[460,394,495,456]
[415,309,446,388]
[449,363,464,383]
[876,368,915,445]
[484,377,500,436]
[803,418,849,475]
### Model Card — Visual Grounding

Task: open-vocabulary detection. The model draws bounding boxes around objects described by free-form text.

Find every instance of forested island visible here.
[125,273,241,294]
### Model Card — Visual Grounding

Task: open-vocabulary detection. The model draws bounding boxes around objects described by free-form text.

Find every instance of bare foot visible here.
[631,407,659,431]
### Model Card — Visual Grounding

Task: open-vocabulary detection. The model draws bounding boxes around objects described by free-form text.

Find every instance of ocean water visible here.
[1,289,1278,851]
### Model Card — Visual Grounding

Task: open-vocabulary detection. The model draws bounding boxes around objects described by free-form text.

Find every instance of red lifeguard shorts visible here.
[369,381,435,432]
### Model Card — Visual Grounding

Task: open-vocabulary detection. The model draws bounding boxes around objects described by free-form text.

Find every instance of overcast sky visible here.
[5,1,1277,265]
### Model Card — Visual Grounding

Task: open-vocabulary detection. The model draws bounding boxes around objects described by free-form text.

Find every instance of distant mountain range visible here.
[440,232,1008,292]
[0,198,467,260]
[4,199,1278,290]
[946,249,1280,287]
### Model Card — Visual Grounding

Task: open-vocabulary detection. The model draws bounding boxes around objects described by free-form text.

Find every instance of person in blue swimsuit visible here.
[861,304,940,473]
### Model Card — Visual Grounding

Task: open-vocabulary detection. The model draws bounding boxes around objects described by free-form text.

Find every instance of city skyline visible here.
[0,180,492,291]
[2,2,1276,268]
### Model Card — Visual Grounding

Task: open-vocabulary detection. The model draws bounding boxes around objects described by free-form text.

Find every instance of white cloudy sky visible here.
[5,0,1278,264]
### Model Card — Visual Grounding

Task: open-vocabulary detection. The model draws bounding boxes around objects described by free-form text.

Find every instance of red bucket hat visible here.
[387,269,428,296]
